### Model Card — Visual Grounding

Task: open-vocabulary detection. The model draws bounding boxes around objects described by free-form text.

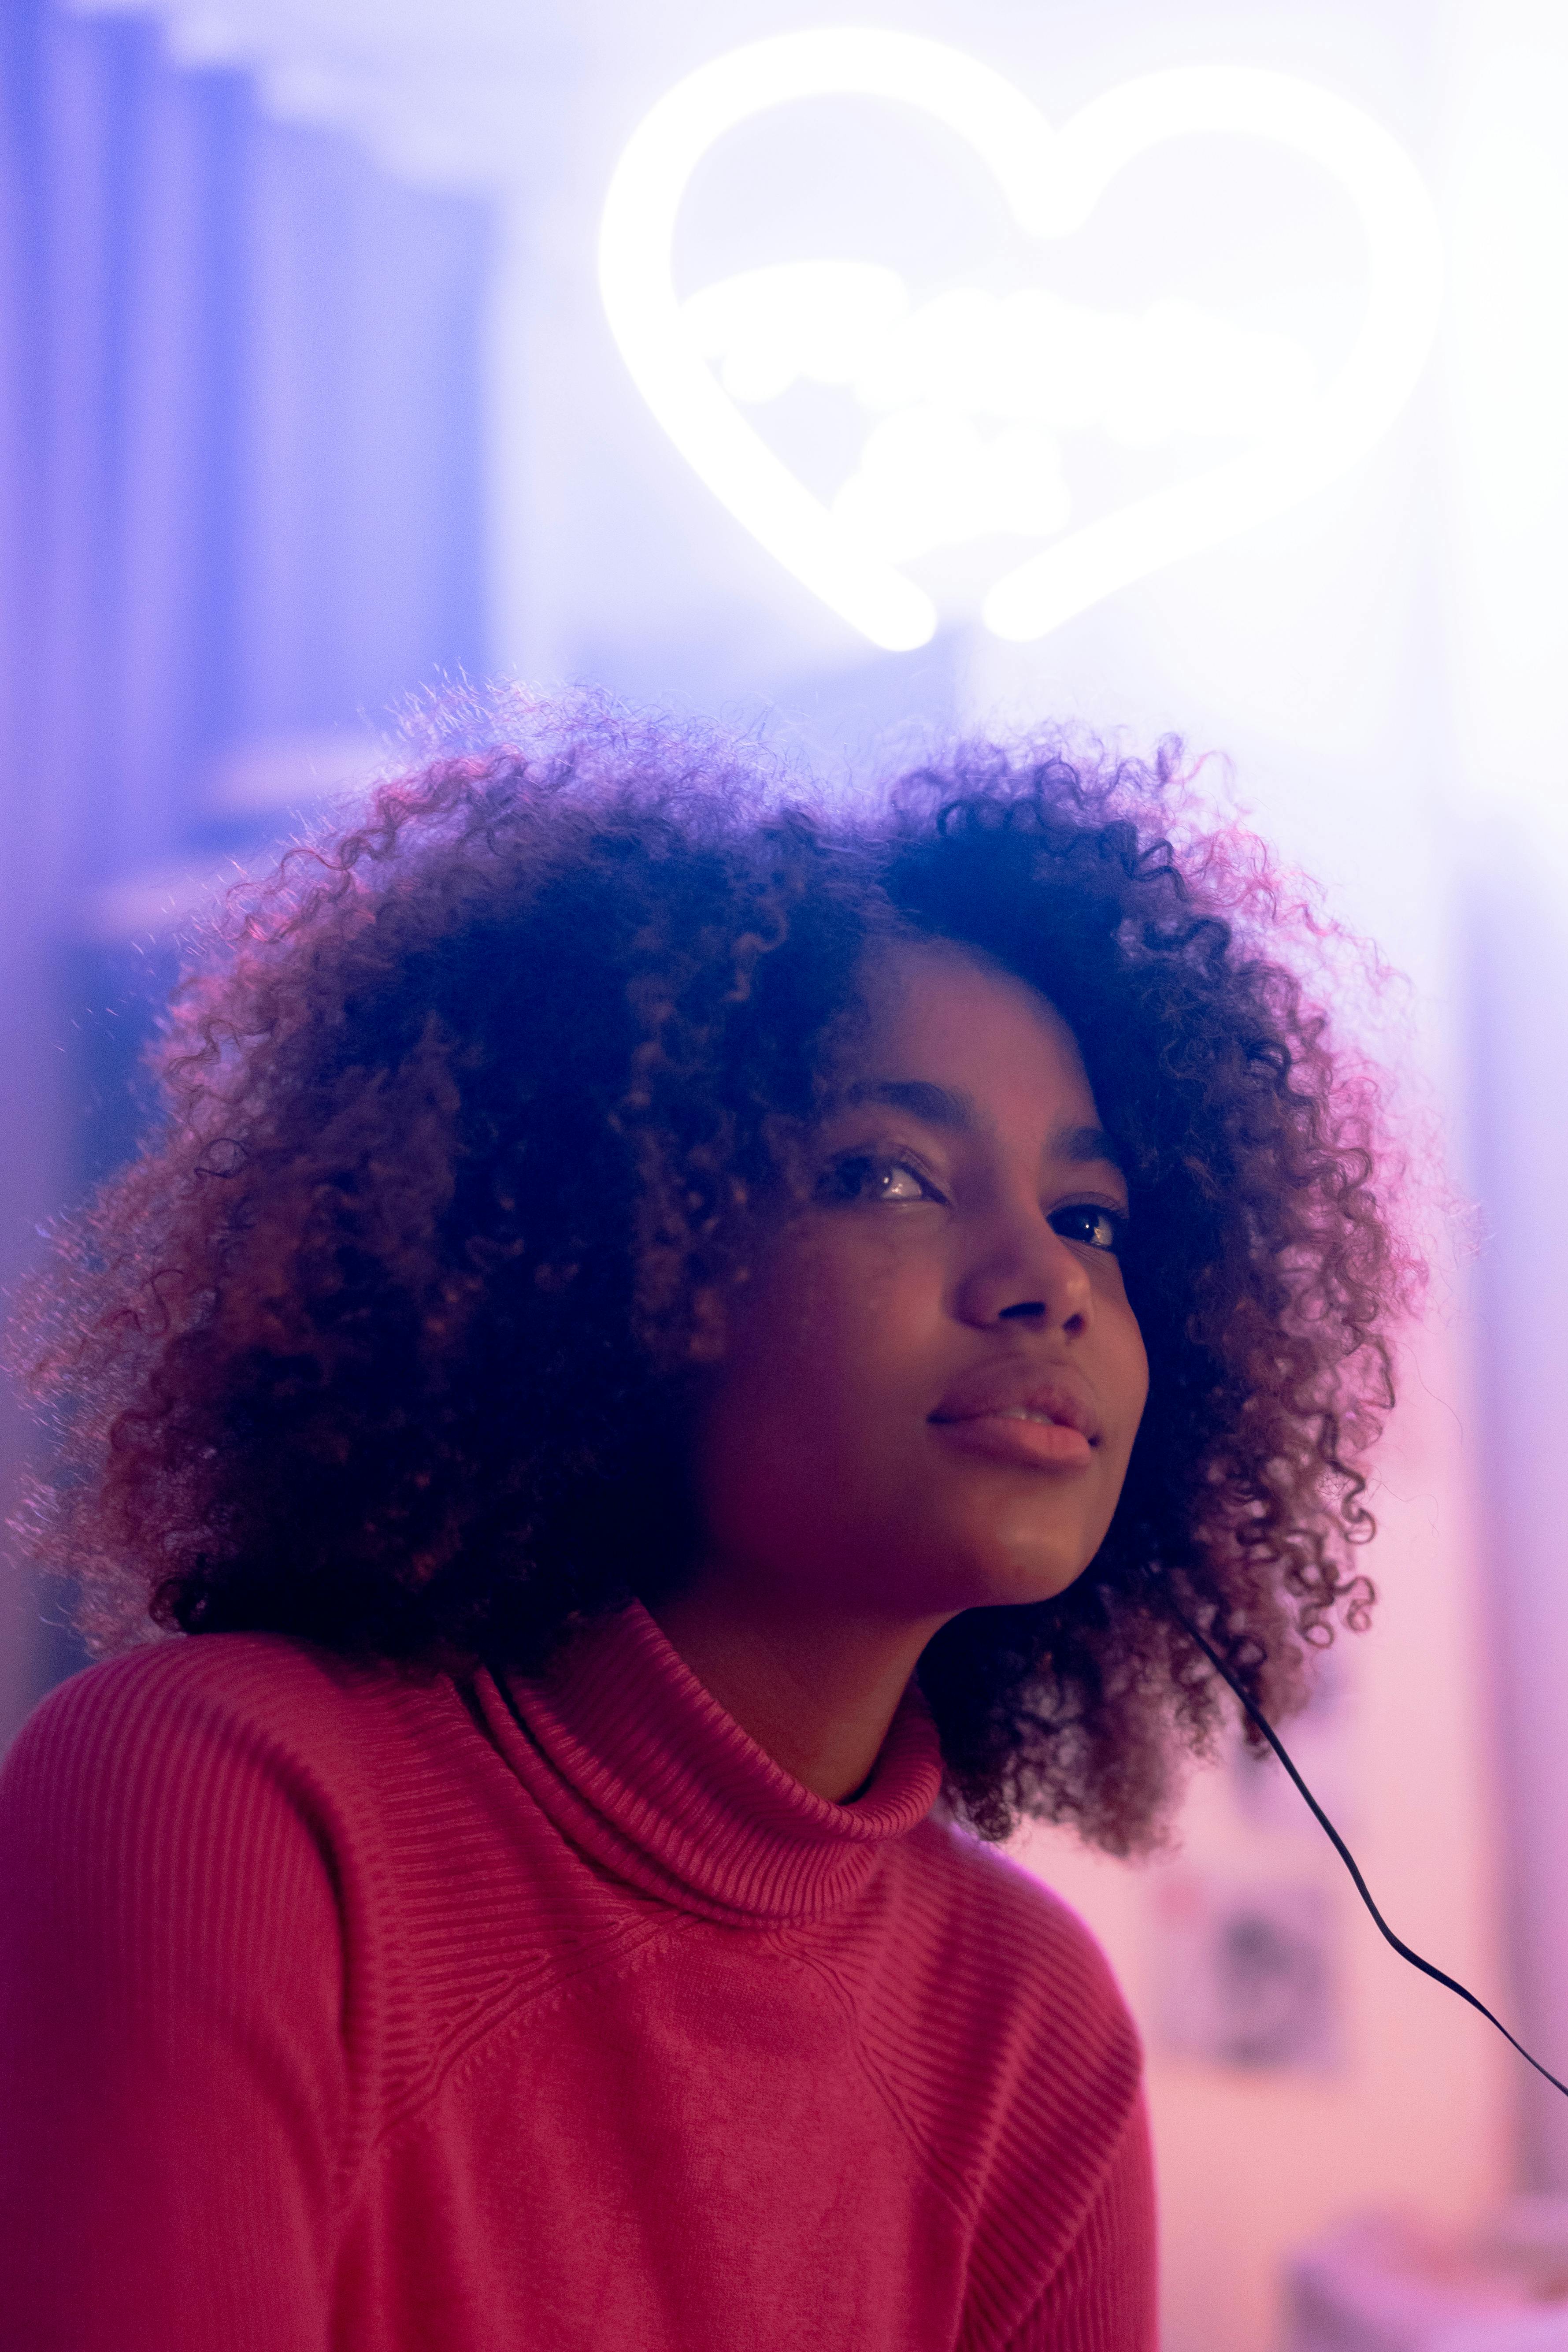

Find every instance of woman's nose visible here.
[952,1209,1093,1332]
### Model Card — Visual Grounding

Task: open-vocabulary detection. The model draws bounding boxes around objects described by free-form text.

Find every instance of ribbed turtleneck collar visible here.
[476,1603,943,1927]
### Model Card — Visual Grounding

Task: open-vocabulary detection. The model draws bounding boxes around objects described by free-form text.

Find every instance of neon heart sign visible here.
[599,30,1443,653]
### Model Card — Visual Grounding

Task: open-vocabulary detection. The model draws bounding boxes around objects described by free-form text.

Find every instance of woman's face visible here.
[693,943,1149,1625]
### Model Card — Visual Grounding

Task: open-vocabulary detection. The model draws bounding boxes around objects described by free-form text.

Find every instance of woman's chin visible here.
[919,1549,1093,1617]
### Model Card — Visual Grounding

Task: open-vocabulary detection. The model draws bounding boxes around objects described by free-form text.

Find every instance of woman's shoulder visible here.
[21,1623,379,1713]
[879,1818,1145,2159]
[904,1814,1135,2034]
[6,1629,407,1789]
[0,1630,471,1899]
[850,1818,1148,2333]
[0,1631,515,2041]
[0,1637,387,2049]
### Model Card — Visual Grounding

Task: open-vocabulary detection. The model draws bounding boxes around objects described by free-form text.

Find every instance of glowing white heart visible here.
[599,31,1443,652]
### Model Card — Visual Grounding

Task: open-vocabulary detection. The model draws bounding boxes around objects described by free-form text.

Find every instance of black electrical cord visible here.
[1176,1609,1568,2102]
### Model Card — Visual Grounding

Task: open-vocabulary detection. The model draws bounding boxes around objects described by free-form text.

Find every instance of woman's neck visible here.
[647,1578,952,1803]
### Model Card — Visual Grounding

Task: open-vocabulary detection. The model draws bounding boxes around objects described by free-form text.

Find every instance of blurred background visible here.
[3,1,1567,2344]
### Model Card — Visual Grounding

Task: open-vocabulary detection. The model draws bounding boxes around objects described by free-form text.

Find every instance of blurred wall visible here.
[1442,0,1568,2200]
[0,0,493,1742]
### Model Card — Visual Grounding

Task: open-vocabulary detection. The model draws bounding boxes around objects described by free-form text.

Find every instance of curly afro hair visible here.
[12,692,1415,1851]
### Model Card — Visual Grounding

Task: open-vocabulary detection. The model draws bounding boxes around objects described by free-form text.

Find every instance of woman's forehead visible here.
[833,941,1106,1140]
[855,940,1086,1075]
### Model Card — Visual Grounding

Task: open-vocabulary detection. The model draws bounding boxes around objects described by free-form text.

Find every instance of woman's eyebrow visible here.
[844,1079,977,1129]
[1059,1123,1125,1174]
[843,1089,1124,1176]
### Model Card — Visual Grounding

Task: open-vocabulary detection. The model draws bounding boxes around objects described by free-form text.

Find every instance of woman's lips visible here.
[929,1407,1095,1472]
[928,1367,1101,1472]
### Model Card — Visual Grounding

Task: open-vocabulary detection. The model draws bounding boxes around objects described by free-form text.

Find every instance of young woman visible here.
[0,698,1405,2350]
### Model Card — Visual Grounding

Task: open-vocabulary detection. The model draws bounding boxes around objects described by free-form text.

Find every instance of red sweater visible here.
[0,1605,1156,2350]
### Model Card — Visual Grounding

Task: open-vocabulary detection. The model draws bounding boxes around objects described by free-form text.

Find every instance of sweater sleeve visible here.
[1004,2092,1158,2352]
[0,1646,353,2352]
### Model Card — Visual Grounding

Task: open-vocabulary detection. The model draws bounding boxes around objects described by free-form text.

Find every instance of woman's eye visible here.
[819,1154,939,1206]
[1049,1202,1127,1254]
